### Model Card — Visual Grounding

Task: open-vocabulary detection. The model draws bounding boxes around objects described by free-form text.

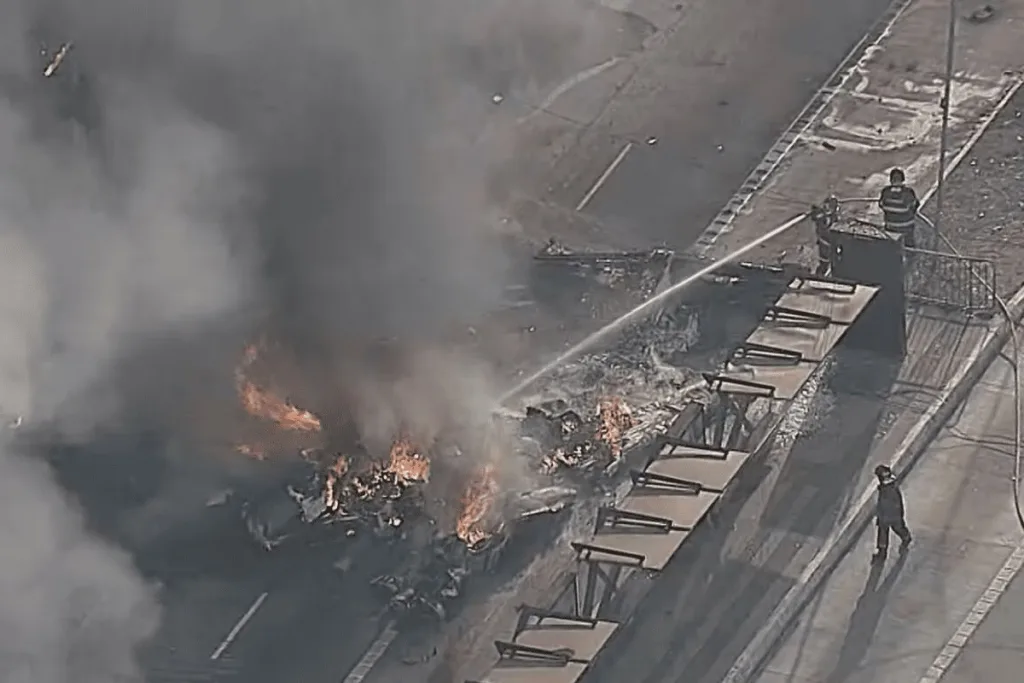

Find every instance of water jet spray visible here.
[500,212,810,404]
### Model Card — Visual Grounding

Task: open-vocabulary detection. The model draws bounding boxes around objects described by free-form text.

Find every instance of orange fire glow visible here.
[385,438,430,483]
[235,343,322,432]
[596,396,634,459]
[323,455,349,511]
[456,465,499,546]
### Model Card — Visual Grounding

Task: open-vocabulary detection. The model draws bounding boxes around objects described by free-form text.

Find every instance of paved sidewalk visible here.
[751,351,1024,683]
[936,552,1024,683]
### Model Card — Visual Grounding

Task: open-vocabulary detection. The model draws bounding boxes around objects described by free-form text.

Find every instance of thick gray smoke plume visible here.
[54,0,602,350]
[0,0,602,679]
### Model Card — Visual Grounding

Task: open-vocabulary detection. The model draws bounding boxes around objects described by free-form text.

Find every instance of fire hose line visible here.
[500,212,810,403]
[504,202,1023,533]
[836,197,1024,533]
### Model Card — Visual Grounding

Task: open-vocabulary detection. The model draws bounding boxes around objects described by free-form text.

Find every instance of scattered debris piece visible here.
[966,5,995,23]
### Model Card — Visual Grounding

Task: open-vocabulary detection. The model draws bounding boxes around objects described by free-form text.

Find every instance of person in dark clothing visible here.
[878,168,919,249]
[873,464,912,561]
[810,196,840,276]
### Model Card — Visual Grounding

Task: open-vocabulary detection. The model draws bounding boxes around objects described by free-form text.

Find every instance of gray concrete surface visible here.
[936,551,1024,683]
[750,350,1024,683]
[576,311,993,683]
[718,20,1024,674]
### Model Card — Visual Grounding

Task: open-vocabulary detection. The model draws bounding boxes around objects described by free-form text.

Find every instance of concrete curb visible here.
[722,289,1024,683]
[721,70,1024,683]
[917,544,1024,683]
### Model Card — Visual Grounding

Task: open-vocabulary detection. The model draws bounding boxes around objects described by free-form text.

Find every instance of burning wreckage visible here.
[218,343,639,623]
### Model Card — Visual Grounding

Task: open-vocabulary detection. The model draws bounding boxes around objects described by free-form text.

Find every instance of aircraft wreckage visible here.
[211,338,643,625]
[210,246,717,626]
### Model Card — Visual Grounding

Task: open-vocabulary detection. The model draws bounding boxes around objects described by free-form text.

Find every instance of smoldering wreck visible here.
[205,244,781,630]
[220,335,640,625]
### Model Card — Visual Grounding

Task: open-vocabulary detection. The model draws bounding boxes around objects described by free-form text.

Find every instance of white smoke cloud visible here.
[0,6,252,681]
[0,437,160,683]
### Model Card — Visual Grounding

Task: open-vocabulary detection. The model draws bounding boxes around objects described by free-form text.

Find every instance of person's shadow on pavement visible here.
[824,550,909,683]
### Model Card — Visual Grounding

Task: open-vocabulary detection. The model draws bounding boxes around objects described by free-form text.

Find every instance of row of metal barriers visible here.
[467,274,884,683]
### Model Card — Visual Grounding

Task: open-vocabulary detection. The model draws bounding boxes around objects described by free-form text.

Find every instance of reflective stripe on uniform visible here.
[880,185,917,224]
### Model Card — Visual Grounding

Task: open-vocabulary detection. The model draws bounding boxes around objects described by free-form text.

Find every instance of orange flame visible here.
[596,396,634,459]
[235,343,322,432]
[324,455,349,511]
[385,438,430,483]
[456,465,499,546]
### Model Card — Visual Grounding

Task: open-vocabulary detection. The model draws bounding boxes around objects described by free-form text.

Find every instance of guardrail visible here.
[905,247,996,313]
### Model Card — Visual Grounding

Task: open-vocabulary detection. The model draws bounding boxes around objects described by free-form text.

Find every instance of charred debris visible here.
[235,396,633,625]
[24,26,103,141]
[220,245,795,627]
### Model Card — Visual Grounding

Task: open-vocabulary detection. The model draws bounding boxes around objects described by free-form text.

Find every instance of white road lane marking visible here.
[210,592,268,661]
[575,141,633,212]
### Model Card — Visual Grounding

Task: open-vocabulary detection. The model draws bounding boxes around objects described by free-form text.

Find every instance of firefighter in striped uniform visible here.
[878,168,919,249]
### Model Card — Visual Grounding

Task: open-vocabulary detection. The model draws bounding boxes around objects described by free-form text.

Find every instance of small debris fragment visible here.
[966,5,995,23]
[646,136,658,145]
[206,489,232,507]
[491,93,504,104]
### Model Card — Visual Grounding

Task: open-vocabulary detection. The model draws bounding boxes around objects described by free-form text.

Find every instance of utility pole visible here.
[934,0,957,236]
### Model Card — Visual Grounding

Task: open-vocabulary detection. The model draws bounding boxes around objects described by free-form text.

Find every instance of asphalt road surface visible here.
[526,0,896,250]
[141,523,395,683]
[131,0,902,681]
